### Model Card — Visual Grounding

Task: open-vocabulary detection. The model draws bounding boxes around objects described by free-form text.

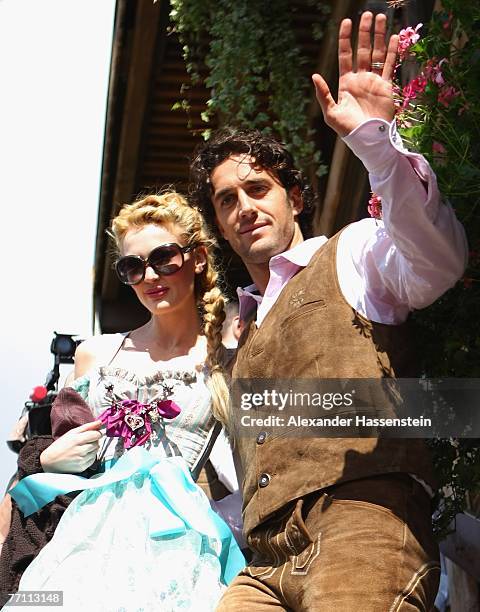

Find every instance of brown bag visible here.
[50,388,95,439]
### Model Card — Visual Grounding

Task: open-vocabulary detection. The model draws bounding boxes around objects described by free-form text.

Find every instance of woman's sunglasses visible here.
[115,242,198,286]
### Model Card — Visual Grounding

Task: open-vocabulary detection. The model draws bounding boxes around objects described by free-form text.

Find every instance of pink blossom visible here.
[397,116,413,129]
[402,74,427,108]
[368,193,382,220]
[432,141,447,166]
[438,85,459,107]
[424,58,446,86]
[432,141,446,154]
[392,83,403,111]
[398,23,422,60]
[442,12,453,31]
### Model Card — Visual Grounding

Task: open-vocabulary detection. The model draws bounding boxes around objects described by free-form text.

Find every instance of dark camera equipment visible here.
[6,332,82,453]
[45,333,81,391]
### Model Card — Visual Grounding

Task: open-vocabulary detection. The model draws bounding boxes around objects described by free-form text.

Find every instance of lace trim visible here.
[98,365,205,386]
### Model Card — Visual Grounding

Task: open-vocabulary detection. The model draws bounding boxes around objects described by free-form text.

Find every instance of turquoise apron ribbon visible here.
[10,447,244,584]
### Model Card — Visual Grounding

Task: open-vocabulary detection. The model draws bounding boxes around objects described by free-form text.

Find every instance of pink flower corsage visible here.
[99,397,181,449]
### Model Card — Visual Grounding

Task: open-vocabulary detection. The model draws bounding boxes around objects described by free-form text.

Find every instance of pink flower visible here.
[442,12,454,31]
[397,115,413,129]
[402,75,427,108]
[368,193,382,220]
[398,23,422,60]
[392,83,403,111]
[438,85,459,107]
[432,141,447,166]
[432,141,446,154]
[424,58,446,86]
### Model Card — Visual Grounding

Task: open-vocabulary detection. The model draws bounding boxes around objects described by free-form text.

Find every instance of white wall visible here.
[0,0,116,490]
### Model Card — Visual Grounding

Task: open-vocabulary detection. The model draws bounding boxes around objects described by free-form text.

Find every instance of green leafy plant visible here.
[390,1,480,537]
[169,0,329,176]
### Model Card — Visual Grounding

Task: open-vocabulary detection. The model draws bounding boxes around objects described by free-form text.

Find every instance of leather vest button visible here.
[256,431,267,444]
[258,473,271,488]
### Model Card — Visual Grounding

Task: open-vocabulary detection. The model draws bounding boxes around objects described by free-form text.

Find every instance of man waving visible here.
[191,11,467,611]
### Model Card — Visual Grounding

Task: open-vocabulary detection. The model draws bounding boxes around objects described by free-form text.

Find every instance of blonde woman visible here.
[11,193,244,610]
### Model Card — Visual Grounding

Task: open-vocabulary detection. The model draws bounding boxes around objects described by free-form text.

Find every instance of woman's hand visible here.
[40,420,103,473]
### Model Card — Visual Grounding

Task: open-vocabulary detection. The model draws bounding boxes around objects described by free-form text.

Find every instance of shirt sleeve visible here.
[208,428,239,493]
[338,118,468,324]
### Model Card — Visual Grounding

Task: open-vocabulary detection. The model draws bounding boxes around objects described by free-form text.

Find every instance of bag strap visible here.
[190,419,222,482]
[105,332,131,367]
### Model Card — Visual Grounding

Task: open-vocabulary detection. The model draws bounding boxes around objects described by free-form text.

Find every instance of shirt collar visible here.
[269,235,327,269]
[237,236,327,319]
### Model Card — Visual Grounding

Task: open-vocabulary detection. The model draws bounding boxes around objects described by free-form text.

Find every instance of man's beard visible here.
[240,224,296,265]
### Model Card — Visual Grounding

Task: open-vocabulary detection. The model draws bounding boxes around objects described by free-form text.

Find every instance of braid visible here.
[200,252,231,428]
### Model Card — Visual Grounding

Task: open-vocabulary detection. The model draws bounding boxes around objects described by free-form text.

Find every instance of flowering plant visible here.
[398,22,422,60]
[371,1,480,538]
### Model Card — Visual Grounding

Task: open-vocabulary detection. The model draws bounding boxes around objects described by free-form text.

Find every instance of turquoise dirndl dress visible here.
[10,366,244,611]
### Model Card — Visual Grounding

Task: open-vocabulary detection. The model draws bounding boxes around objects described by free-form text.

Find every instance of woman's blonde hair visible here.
[110,192,230,426]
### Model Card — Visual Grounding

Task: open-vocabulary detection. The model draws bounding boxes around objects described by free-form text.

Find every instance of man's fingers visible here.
[356,11,373,71]
[338,18,353,76]
[372,13,387,74]
[383,34,398,81]
[312,73,336,117]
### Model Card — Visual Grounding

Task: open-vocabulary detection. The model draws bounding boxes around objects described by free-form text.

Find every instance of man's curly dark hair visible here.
[189,127,315,238]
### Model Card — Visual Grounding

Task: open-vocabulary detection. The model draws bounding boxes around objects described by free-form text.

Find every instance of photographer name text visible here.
[240,415,433,428]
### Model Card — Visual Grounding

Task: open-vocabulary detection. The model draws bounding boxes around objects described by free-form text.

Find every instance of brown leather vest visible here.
[232,232,436,536]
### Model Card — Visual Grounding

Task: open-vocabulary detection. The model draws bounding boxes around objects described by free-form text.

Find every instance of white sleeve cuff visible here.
[343,118,408,176]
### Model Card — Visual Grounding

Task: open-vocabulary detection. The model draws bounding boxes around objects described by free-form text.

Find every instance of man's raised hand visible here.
[312,11,399,137]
